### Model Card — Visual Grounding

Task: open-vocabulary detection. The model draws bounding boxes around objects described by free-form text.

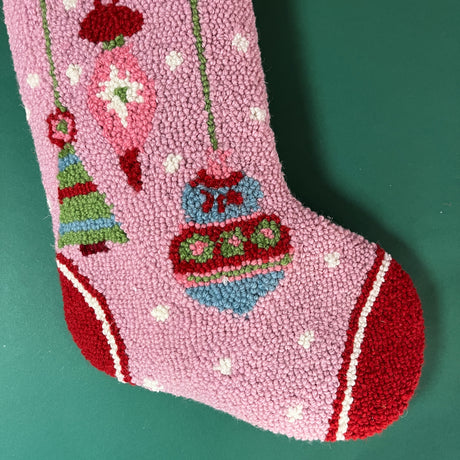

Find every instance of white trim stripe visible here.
[336,252,392,440]
[57,260,126,383]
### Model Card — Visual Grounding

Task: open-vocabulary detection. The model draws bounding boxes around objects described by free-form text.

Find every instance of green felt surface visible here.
[0,1,459,459]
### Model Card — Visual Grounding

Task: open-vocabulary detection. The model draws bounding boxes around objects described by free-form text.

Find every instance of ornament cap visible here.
[206,147,232,179]
[79,0,144,44]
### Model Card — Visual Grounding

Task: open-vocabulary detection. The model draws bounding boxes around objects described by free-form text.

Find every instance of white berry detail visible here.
[63,0,78,10]
[250,106,266,122]
[286,404,303,423]
[163,154,183,174]
[27,73,40,89]
[166,51,184,71]
[298,330,315,350]
[214,357,232,376]
[324,252,340,268]
[151,305,170,322]
[66,64,82,85]
[232,33,249,53]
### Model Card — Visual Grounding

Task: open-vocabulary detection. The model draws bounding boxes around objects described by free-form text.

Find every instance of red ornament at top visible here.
[79,0,144,44]
[47,108,77,148]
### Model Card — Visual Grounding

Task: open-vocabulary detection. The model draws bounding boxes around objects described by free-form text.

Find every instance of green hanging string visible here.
[39,0,67,112]
[189,0,219,151]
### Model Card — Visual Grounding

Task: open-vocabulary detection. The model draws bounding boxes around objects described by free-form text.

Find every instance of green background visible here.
[1,0,458,458]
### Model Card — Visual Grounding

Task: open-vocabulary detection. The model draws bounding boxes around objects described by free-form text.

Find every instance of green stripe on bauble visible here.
[187,253,292,283]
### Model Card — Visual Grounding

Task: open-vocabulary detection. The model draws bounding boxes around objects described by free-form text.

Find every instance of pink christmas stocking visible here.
[4,0,425,441]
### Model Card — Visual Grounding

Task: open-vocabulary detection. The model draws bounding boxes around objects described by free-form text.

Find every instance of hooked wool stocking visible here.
[3,0,424,441]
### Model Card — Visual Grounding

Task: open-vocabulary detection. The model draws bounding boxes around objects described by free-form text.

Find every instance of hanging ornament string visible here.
[39,0,66,112]
[189,0,219,151]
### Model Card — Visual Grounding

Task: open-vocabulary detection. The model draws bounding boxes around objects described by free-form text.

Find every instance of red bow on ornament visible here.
[200,189,244,213]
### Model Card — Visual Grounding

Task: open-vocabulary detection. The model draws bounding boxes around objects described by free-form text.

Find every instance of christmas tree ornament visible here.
[41,0,129,256]
[3,0,424,441]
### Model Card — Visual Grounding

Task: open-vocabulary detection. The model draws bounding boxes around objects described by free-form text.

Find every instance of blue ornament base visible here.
[186,271,285,315]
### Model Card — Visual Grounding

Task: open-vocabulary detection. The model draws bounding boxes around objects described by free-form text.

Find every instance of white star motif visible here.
[24,107,30,121]
[97,64,144,128]
[163,154,183,174]
[298,330,315,350]
[143,378,164,392]
[213,357,232,376]
[150,305,170,322]
[232,33,249,53]
[286,404,303,423]
[324,251,340,268]
[165,51,184,71]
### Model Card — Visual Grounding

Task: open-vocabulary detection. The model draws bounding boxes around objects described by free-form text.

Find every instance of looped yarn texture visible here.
[3,0,424,442]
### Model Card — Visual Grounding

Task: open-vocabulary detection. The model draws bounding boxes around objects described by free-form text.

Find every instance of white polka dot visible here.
[298,330,315,350]
[143,378,164,392]
[250,106,266,122]
[66,64,82,85]
[163,153,182,174]
[27,73,40,89]
[165,51,184,71]
[24,107,30,121]
[286,404,303,423]
[232,33,249,53]
[213,357,232,376]
[150,305,170,322]
[324,251,340,268]
[63,0,77,10]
